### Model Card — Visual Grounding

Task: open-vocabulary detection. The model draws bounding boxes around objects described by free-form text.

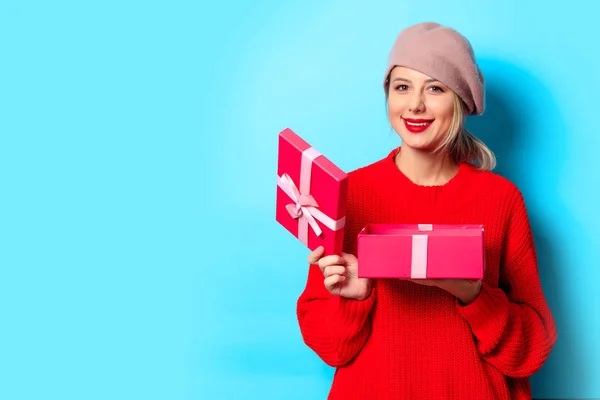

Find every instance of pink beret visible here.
[384,22,485,115]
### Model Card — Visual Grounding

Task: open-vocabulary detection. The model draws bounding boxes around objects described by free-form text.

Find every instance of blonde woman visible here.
[297,22,557,400]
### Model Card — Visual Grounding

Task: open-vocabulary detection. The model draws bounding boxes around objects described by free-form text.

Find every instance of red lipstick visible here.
[403,118,434,133]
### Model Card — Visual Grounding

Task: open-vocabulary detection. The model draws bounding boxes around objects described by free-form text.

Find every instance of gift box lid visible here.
[276,127,349,256]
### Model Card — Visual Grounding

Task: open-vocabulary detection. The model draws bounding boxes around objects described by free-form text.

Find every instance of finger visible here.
[307,246,324,264]
[324,274,346,291]
[323,265,346,278]
[317,255,345,272]
[468,279,483,291]
[409,279,436,286]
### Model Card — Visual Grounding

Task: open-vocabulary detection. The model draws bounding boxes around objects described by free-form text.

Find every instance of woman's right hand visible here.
[307,246,373,301]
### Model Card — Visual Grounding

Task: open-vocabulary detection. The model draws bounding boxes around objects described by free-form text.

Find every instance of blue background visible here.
[1,1,598,399]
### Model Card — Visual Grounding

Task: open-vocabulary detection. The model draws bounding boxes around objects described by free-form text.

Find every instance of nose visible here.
[408,90,425,113]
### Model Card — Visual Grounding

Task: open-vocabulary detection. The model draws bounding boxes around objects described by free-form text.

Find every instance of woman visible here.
[296,22,557,400]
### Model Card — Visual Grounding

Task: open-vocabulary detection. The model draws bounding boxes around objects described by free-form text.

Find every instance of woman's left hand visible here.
[409,278,483,305]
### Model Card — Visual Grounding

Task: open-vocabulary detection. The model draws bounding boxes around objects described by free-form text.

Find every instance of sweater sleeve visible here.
[456,188,557,378]
[296,263,376,367]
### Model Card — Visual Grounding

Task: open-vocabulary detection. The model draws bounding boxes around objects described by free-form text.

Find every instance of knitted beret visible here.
[383,22,485,115]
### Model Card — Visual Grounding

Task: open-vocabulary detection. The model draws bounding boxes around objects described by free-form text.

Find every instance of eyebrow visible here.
[392,77,440,84]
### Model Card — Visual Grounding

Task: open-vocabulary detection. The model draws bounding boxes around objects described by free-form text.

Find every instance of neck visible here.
[395,145,459,186]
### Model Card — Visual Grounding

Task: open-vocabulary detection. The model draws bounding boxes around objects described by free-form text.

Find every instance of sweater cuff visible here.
[326,287,376,332]
[456,282,509,344]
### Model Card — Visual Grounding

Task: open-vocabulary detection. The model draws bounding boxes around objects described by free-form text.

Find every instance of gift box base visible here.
[357,224,484,279]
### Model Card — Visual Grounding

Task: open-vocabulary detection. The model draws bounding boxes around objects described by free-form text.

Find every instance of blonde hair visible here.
[435,93,496,171]
[384,78,496,171]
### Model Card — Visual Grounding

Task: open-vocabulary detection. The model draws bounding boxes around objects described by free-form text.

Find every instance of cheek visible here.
[429,104,454,127]
[441,107,454,121]
[387,97,405,116]
[429,98,454,119]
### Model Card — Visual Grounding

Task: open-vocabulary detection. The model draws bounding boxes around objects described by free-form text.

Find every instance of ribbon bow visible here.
[277,173,323,237]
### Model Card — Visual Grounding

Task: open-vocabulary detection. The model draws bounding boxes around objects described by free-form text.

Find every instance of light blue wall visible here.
[1,1,598,399]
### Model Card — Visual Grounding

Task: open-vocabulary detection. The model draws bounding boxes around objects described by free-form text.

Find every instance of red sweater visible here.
[296,148,557,400]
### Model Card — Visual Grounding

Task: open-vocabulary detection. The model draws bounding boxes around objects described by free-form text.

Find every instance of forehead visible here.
[390,66,435,81]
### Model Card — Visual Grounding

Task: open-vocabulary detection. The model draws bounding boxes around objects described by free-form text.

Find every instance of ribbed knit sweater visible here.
[296,147,557,400]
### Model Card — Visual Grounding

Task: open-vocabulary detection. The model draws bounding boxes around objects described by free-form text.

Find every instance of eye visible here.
[394,84,409,91]
[428,85,444,93]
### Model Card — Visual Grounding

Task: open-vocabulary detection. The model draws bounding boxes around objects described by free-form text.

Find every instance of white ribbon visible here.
[411,234,428,279]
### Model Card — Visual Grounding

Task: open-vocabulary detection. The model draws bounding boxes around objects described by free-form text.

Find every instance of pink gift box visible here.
[357,224,484,279]
[276,128,348,256]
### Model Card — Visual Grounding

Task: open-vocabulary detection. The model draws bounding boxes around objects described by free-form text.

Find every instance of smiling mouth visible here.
[403,118,434,132]
[403,118,434,125]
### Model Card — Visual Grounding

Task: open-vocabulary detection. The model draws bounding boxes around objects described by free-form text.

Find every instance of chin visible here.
[398,132,435,151]
[402,142,434,152]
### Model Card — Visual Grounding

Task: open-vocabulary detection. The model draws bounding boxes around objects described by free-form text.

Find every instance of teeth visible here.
[406,121,431,126]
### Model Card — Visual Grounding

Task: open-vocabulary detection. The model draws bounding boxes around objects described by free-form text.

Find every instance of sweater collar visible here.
[385,146,473,190]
